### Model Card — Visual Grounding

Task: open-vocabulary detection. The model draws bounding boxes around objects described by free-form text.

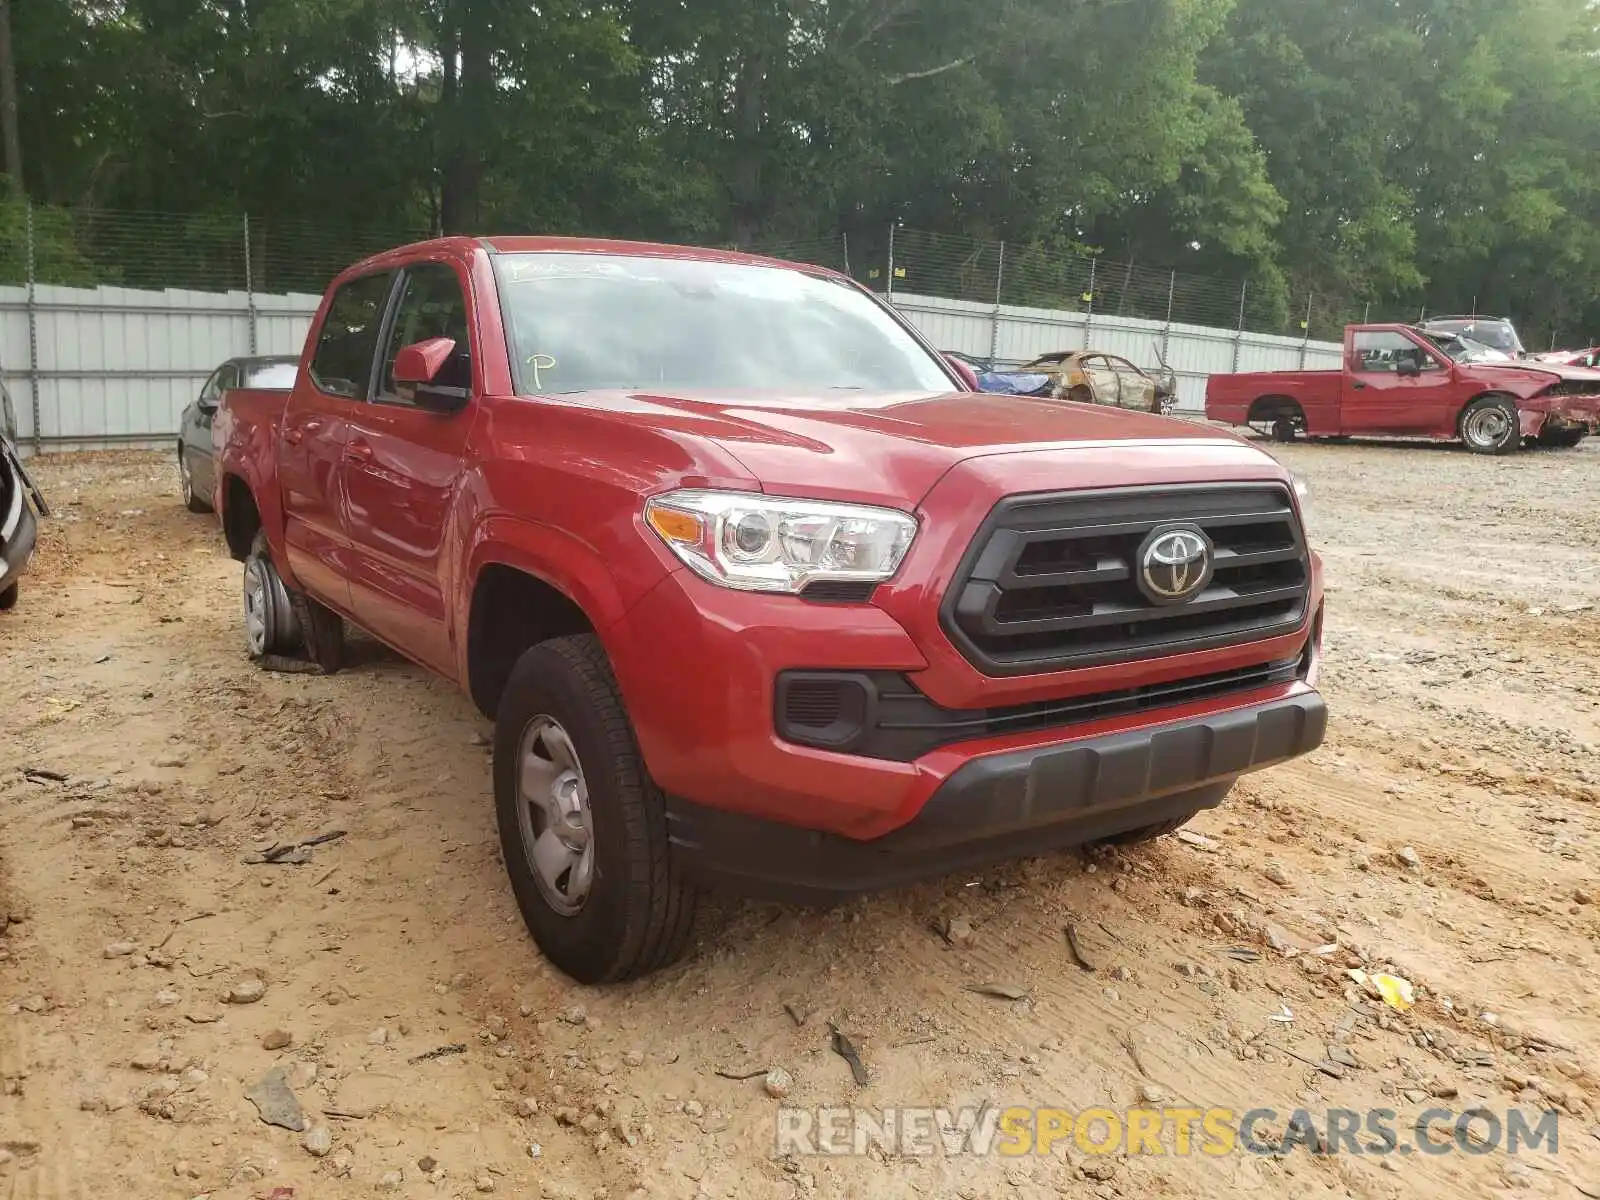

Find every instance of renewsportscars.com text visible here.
[775,1105,1561,1158]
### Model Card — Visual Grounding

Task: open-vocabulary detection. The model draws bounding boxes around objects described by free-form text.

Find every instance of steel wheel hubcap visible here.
[516,716,595,916]
[1466,408,1509,446]
[243,558,268,655]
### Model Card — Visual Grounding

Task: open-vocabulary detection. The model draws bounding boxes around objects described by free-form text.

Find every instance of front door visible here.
[1343,330,1456,433]
[342,261,476,675]
[1079,355,1123,406]
[279,270,395,613]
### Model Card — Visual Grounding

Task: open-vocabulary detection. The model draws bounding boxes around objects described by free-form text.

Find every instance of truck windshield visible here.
[492,252,953,396]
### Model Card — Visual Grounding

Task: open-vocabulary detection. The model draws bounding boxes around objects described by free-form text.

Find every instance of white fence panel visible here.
[4,282,1348,453]
[2,284,319,452]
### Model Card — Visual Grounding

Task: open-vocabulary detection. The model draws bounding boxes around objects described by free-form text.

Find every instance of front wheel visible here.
[0,582,17,612]
[1458,395,1521,455]
[494,634,697,984]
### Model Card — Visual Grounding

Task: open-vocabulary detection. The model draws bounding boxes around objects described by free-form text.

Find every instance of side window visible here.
[377,263,473,402]
[309,272,395,399]
[1352,331,1425,373]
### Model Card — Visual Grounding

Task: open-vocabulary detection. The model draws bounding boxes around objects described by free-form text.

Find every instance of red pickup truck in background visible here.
[214,236,1326,983]
[1206,323,1600,454]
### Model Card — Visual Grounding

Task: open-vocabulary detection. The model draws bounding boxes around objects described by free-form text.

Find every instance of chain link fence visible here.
[0,200,1556,346]
[0,201,1580,447]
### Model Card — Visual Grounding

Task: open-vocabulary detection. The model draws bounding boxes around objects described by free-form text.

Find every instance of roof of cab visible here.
[342,234,842,280]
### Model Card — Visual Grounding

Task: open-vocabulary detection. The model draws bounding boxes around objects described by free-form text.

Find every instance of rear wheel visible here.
[1271,416,1299,443]
[243,531,343,671]
[0,582,17,611]
[178,446,212,513]
[1458,395,1520,455]
[494,634,697,984]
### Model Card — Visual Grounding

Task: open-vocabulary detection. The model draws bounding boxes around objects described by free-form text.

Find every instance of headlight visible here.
[644,489,918,593]
[1291,473,1311,519]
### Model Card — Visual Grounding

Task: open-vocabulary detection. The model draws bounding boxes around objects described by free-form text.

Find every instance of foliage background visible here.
[7,0,1600,344]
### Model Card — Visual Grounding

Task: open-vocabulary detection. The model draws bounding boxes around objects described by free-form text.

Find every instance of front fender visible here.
[455,514,650,680]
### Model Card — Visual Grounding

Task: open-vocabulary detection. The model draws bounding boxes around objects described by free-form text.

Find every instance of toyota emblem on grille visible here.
[1137,525,1214,605]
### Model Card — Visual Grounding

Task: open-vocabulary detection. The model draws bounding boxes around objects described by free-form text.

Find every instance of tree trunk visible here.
[0,0,23,195]
[727,48,766,247]
[438,0,488,234]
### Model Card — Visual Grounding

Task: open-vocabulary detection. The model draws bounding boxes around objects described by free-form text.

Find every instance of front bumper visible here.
[666,691,1325,902]
[1519,393,1600,437]
[606,563,1325,845]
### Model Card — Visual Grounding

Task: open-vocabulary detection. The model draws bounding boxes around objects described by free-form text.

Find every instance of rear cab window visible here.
[309,272,396,400]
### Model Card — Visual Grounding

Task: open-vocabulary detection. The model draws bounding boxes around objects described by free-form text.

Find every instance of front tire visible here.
[1458,395,1521,455]
[494,634,697,984]
[178,446,212,513]
[0,582,17,611]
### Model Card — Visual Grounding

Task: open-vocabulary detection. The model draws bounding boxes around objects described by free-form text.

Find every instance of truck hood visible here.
[576,388,1270,506]
[1481,362,1600,388]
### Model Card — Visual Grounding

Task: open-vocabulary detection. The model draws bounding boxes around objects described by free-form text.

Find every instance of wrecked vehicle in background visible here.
[1417,315,1528,359]
[1206,322,1600,454]
[1016,350,1178,414]
[1,429,48,611]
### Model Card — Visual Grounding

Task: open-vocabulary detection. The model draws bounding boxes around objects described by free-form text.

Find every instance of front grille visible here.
[774,649,1310,761]
[943,484,1309,674]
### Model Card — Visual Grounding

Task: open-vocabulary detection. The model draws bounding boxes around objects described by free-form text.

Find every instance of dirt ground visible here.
[3,437,1600,1200]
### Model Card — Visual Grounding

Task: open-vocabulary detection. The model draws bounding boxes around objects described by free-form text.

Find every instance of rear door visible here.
[1343,329,1456,433]
[279,270,396,613]
[341,260,476,675]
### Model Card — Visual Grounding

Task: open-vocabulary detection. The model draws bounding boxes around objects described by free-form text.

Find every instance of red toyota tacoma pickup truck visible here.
[1206,322,1600,453]
[214,237,1327,983]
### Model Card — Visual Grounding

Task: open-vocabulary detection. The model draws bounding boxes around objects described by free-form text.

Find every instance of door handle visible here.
[284,427,304,445]
[345,441,374,464]
[1352,380,1367,389]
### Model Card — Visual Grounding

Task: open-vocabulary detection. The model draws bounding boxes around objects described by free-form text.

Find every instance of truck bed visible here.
[1205,370,1341,428]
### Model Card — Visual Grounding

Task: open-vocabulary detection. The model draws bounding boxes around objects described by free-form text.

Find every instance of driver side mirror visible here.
[394,337,469,413]
[1396,357,1422,378]
[943,353,980,392]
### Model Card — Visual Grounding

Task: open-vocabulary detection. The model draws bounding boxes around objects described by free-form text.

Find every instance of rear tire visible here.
[244,531,300,660]
[494,633,697,984]
[242,531,343,672]
[1271,416,1299,443]
[0,582,17,611]
[178,446,212,513]
[1458,395,1521,455]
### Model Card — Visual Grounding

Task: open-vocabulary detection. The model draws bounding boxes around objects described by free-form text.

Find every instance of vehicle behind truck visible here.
[216,237,1327,983]
[1205,322,1600,453]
